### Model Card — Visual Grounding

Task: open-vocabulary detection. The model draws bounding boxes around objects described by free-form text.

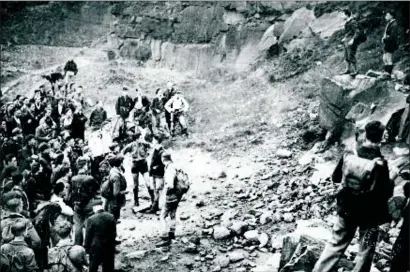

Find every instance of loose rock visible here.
[213,226,231,240]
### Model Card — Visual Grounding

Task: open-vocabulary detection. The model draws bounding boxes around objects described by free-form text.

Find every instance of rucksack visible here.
[101,179,113,200]
[174,167,191,196]
[48,245,74,272]
[341,152,378,193]
[1,215,25,244]
[1,253,10,272]
[2,251,25,272]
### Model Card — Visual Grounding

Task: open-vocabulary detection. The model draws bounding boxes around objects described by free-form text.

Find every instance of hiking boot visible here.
[147,201,159,213]
[169,231,176,240]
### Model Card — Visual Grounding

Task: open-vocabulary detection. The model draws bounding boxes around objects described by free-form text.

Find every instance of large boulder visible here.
[258,22,284,52]
[279,7,316,44]
[279,219,353,272]
[319,75,408,139]
[301,11,346,39]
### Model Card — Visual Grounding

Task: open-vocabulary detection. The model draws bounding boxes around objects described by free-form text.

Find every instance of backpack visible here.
[341,152,378,193]
[101,179,113,200]
[2,251,25,272]
[48,245,74,272]
[174,167,190,197]
[1,215,25,244]
[1,253,10,272]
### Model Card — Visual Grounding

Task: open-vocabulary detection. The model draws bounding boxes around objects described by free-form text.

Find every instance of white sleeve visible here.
[165,98,174,113]
[181,97,189,112]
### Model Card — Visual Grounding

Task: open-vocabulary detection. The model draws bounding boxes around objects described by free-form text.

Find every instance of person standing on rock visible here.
[312,120,394,272]
[84,200,116,272]
[382,11,399,78]
[63,59,78,94]
[341,9,366,76]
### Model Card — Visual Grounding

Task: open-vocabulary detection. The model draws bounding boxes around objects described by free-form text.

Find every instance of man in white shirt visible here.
[164,91,189,136]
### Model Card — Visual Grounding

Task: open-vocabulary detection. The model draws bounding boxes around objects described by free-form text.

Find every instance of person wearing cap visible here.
[164,90,189,136]
[1,191,41,250]
[156,151,182,247]
[0,221,38,272]
[84,200,116,272]
[106,155,127,220]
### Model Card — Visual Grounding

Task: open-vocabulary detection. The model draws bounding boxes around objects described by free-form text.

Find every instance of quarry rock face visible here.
[319,74,408,139]
[278,7,316,45]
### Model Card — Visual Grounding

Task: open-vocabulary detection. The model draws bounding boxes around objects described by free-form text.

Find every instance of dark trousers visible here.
[89,248,115,272]
[312,215,378,272]
[107,203,121,221]
[165,111,171,131]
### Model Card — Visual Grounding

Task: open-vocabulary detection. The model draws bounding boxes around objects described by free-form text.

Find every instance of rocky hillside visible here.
[1,2,409,272]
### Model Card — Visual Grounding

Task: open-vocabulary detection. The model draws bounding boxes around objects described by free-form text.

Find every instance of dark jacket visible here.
[6,118,22,137]
[333,143,393,228]
[21,113,38,136]
[71,112,87,140]
[70,175,99,213]
[383,19,399,53]
[115,95,134,119]
[151,97,165,115]
[64,61,78,76]
[149,147,165,177]
[107,168,127,208]
[84,210,116,253]
[89,108,107,128]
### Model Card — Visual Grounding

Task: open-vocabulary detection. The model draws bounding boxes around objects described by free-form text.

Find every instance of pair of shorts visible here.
[161,200,179,219]
[131,159,148,174]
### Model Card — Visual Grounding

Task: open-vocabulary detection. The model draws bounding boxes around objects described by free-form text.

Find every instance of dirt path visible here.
[114,146,269,271]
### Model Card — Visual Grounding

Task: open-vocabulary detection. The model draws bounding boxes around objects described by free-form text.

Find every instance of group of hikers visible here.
[342,9,400,78]
[311,9,410,272]
[0,60,191,272]
[0,7,409,272]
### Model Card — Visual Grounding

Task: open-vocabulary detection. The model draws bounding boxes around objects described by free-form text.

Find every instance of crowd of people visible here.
[0,60,191,272]
[0,7,409,272]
